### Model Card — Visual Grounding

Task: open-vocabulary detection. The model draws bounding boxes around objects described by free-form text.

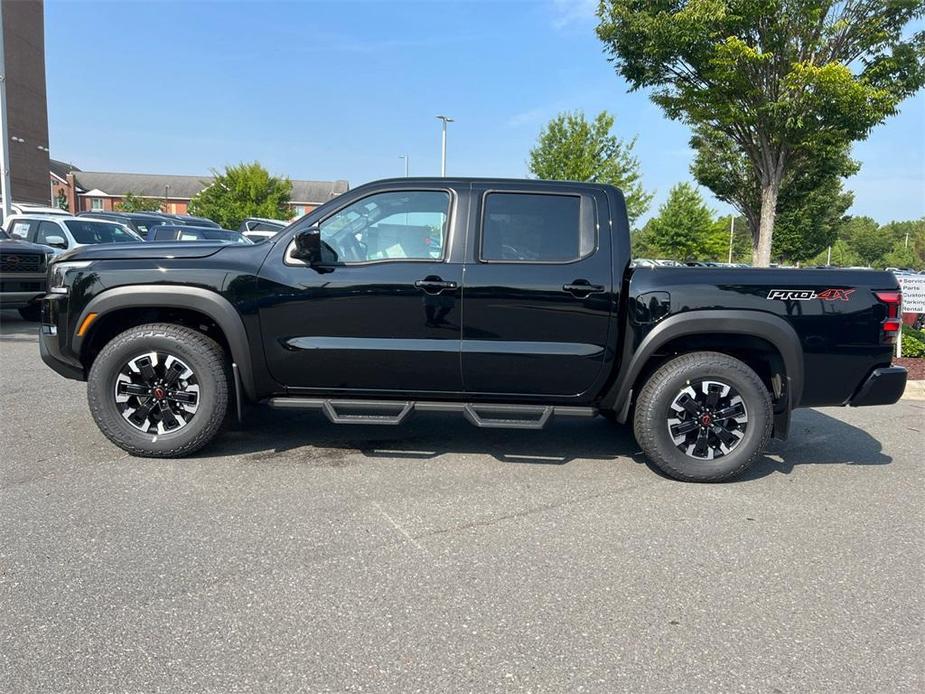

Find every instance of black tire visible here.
[633,351,772,482]
[18,304,41,322]
[87,323,229,457]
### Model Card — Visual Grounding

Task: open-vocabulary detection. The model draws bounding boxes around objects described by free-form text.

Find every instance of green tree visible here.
[597,1,925,266]
[54,190,68,211]
[879,241,918,269]
[529,110,653,225]
[630,221,661,258]
[840,216,891,266]
[812,238,861,267]
[880,219,925,268]
[188,162,292,229]
[709,214,752,263]
[690,125,856,264]
[116,192,163,213]
[646,182,721,261]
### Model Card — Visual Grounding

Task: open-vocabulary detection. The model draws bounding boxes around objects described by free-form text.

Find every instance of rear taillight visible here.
[875,291,902,344]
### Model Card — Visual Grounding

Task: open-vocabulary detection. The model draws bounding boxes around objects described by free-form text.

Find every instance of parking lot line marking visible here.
[374,502,428,555]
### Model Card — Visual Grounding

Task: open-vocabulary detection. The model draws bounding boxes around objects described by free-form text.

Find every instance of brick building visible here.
[49,158,79,208]
[59,170,348,217]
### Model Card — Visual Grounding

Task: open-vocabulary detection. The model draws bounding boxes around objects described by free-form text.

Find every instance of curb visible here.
[902,380,925,401]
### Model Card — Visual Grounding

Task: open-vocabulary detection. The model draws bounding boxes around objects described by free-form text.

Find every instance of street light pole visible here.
[0,0,13,220]
[164,185,169,213]
[727,214,735,264]
[435,115,454,177]
[400,154,409,177]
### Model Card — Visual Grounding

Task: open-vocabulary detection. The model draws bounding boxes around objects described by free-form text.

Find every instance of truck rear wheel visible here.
[633,351,772,482]
[87,323,229,458]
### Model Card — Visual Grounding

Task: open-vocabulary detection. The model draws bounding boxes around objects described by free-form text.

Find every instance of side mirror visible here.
[45,235,67,249]
[292,227,322,264]
[292,227,338,269]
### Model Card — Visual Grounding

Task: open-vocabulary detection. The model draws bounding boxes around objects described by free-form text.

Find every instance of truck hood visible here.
[55,241,226,262]
[0,238,52,255]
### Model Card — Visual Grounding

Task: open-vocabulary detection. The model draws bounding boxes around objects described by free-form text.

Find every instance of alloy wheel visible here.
[667,380,748,460]
[114,351,200,434]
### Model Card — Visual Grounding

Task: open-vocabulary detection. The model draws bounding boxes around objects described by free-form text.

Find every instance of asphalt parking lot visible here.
[1,310,923,693]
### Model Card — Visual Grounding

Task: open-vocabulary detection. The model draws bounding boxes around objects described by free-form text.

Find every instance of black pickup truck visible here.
[39,178,907,481]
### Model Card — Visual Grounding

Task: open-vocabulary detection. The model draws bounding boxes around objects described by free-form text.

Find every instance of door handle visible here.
[562,280,605,297]
[415,277,458,294]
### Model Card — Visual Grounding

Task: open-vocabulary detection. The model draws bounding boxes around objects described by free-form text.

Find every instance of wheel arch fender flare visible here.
[74,285,257,399]
[605,310,804,422]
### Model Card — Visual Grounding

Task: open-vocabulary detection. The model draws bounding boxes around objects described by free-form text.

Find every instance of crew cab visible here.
[38,178,907,481]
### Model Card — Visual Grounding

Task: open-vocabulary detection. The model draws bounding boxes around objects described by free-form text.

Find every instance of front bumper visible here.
[39,293,85,381]
[848,366,907,407]
[0,290,45,309]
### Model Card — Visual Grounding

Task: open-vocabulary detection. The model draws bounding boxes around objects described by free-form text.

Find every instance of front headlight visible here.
[48,260,92,294]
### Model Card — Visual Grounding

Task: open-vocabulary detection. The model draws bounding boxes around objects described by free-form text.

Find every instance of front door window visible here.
[319,190,450,262]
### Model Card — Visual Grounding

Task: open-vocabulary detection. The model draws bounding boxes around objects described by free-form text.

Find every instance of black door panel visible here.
[461,186,614,398]
[258,263,462,391]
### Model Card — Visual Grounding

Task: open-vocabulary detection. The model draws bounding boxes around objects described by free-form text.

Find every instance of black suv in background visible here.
[76,211,175,237]
[146,225,252,244]
[161,214,221,228]
[0,228,53,320]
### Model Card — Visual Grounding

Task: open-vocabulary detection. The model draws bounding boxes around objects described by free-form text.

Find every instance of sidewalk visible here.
[903,380,925,400]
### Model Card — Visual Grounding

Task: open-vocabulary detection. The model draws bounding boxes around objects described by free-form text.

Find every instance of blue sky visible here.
[45,0,925,224]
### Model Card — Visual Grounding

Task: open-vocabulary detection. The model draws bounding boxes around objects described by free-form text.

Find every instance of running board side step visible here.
[265,398,596,429]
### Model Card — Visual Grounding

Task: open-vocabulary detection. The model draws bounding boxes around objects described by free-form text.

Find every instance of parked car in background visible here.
[146,225,253,245]
[0,228,54,320]
[161,214,221,228]
[4,215,142,251]
[632,258,657,268]
[238,217,287,242]
[1,203,70,223]
[77,211,176,237]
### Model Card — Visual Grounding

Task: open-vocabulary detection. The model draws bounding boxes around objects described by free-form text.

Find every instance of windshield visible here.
[64,220,141,244]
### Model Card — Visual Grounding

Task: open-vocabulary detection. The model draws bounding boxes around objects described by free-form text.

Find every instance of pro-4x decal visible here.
[767,288,855,301]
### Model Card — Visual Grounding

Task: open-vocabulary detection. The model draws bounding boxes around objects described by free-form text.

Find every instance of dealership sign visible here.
[897,274,925,314]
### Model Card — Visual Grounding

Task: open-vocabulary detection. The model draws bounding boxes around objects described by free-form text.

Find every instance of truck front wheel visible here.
[633,351,772,482]
[87,323,229,458]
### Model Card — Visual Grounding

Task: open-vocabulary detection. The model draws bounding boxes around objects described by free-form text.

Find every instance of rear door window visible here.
[480,193,592,263]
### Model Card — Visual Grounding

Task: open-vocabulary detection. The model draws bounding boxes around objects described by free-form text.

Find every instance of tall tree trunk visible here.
[753,179,780,266]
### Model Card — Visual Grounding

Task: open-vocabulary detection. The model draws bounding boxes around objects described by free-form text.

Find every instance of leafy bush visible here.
[902,324,925,358]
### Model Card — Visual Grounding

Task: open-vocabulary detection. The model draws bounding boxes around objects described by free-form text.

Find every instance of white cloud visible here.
[550,0,598,29]
[506,105,559,128]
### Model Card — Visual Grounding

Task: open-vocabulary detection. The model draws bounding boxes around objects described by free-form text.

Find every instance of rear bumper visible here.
[848,366,907,407]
